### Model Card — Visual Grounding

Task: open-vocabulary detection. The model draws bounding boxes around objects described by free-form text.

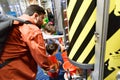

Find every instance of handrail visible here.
[68,58,94,70]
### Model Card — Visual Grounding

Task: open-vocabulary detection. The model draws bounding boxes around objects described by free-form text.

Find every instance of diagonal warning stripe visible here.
[68,1,96,55]
[67,0,77,20]
[72,24,95,61]
[68,8,96,59]
[69,0,92,41]
[67,0,70,6]
[68,0,83,28]
[77,35,95,63]
[105,29,120,61]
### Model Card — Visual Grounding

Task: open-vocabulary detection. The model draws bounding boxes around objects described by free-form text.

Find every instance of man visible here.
[0,5,57,80]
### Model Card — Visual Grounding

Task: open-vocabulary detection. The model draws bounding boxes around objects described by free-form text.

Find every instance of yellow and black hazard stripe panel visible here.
[67,0,96,64]
[103,0,120,79]
[67,0,120,80]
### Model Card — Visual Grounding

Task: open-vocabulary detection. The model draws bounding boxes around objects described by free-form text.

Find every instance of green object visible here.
[44,17,49,23]
[41,17,49,29]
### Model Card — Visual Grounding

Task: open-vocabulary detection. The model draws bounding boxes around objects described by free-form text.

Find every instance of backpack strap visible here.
[0,15,33,68]
[7,15,32,24]
[0,15,32,53]
[0,58,16,69]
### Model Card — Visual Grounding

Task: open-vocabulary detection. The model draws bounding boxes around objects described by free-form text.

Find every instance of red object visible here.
[61,51,68,62]
[47,71,58,78]
[48,55,58,64]
[63,61,77,75]
[48,55,59,78]
[58,37,63,44]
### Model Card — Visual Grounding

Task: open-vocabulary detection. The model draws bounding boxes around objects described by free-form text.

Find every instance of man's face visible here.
[36,14,45,27]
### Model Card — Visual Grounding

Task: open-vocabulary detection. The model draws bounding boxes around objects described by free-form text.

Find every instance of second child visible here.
[46,42,60,80]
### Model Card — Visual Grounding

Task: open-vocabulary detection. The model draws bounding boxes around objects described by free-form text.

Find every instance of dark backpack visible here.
[0,14,31,53]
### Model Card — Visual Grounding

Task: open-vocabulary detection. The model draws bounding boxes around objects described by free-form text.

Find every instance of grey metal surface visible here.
[92,0,109,80]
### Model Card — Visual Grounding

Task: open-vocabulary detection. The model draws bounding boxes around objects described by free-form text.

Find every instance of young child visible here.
[46,42,60,80]
[42,23,57,45]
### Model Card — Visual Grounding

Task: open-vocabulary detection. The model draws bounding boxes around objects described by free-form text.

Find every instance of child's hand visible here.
[58,61,62,65]
[49,64,59,73]
[59,43,65,52]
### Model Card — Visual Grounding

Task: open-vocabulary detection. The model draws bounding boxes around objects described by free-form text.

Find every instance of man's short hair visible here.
[24,5,46,16]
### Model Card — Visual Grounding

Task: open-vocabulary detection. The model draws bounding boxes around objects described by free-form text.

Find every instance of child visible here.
[46,42,60,80]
